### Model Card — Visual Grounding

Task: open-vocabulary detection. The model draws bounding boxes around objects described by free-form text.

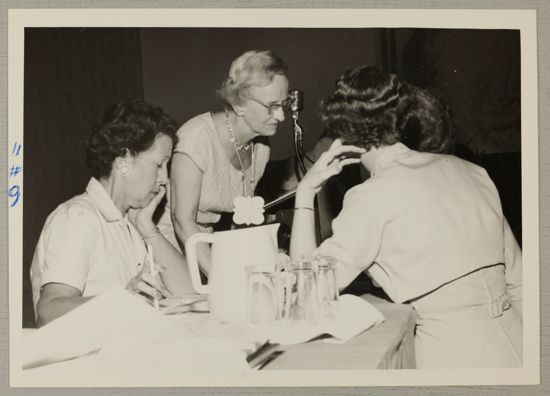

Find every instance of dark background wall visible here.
[23,28,144,327]
[22,28,521,327]
[139,28,378,160]
[400,29,522,245]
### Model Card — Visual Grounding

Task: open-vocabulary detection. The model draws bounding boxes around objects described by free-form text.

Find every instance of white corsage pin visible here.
[232,196,265,225]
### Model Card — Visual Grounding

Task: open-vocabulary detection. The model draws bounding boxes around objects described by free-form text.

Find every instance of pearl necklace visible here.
[225,109,252,152]
[224,109,255,196]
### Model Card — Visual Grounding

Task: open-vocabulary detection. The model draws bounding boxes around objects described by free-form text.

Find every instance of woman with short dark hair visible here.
[30,99,193,327]
[86,100,179,177]
[320,67,454,153]
[290,66,522,368]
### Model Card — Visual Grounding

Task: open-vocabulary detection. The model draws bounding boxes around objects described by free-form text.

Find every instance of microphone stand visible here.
[292,111,308,179]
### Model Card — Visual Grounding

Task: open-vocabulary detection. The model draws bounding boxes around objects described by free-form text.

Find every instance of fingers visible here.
[330,145,366,159]
[127,272,170,300]
[141,272,169,296]
[338,157,362,167]
[127,277,162,300]
[298,141,365,193]
[141,186,167,216]
[137,279,163,300]
[324,157,362,178]
[320,144,365,165]
[148,273,174,299]
[128,186,166,232]
[328,138,343,150]
[161,287,174,299]
[149,185,166,209]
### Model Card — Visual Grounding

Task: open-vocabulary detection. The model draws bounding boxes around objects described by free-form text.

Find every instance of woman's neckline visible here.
[207,111,254,172]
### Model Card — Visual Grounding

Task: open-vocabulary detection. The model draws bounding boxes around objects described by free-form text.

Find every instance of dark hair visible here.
[86,99,178,178]
[321,66,454,153]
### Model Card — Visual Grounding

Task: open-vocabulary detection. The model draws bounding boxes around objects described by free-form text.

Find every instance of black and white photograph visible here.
[6,8,539,387]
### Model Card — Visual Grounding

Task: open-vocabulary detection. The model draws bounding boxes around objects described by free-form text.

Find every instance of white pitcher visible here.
[185,223,280,323]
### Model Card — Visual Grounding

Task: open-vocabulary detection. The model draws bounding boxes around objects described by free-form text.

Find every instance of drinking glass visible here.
[315,256,339,321]
[245,265,280,325]
[283,260,320,325]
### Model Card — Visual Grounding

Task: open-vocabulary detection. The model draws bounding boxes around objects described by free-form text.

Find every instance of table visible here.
[265,294,417,370]
[19,292,417,383]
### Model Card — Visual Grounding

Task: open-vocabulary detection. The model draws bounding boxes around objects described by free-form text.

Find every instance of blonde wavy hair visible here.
[219,50,288,106]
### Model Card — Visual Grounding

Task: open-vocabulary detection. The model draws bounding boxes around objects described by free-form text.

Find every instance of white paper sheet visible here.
[20,337,251,386]
[266,294,385,345]
[20,289,382,383]
[21,285,185,369]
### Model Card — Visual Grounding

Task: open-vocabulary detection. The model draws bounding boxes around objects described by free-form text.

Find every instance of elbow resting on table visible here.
[35,283,92,327]
[35,295,73,327]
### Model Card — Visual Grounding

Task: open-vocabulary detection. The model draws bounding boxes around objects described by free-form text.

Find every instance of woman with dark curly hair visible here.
[30,100,193,326]
[290,66,522,368]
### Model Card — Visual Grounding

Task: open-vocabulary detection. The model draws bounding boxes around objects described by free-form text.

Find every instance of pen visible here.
[246,340,280,369]
[146,242,159,310]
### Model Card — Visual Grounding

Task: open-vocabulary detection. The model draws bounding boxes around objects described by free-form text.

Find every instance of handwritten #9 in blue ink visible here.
[9,142,22,207]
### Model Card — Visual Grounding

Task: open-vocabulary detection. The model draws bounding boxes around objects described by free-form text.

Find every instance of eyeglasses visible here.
[246,96,292,116]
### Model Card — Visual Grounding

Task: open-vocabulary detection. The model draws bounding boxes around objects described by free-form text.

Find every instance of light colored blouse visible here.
[158,113,270,245]
[30,178,147,311]
[318,142,519,303]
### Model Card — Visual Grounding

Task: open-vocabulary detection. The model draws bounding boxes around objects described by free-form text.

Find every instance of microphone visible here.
[289,89,304,113]
[287,89,308,176]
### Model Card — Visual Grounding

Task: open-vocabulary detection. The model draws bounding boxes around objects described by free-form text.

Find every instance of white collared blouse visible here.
[30,178,147,311]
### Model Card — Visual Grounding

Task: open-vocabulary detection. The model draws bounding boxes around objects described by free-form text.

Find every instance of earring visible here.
[234,107,244,116]
[120,165,129,175]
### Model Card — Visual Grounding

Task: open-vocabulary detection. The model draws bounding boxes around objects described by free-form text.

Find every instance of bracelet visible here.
[143,228,161,240]
[294,206,314,212]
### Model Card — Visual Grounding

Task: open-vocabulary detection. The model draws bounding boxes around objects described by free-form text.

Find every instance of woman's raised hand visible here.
[128,185,166,237]
[298,139,365,194]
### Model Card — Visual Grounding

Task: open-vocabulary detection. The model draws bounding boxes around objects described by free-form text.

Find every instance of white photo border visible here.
[7,7,540,388]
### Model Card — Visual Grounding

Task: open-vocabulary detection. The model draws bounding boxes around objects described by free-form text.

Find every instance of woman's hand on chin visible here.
[128,185,166,237]
[298,138,365,194]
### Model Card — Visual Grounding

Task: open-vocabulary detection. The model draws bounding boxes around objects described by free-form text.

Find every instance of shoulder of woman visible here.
[174,113,218,155]
[175,113,218,148]
[61,195,101,222]
[177,113,215,135]
[253,137,270,156]
[344,177,388,202]
[436,153,491,179]
[43,195,102,239]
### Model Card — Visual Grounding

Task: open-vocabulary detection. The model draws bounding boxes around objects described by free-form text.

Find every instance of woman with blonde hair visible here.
[158,50,291,274]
